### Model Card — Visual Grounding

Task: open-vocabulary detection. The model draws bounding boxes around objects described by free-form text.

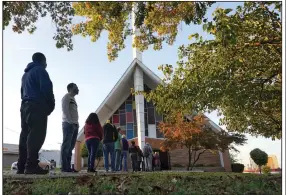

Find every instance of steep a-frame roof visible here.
[77,59,224,141]
[77,59,161,141]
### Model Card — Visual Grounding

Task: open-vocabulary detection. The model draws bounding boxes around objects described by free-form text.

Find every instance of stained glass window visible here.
[126,104,132,112]
[127,123,133,130]
[126,112,133,122]
[119,102,125,110]
[119,109,125,114]
[148,107,155,124]
[120,113,126,126]
[108,90,165,139]
[127,130,133,139]
[113,115,119,124]
[134,126,137,137]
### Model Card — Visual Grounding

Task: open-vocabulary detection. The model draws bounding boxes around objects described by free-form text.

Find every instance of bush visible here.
[205,164,216,167]
[172,163,184,167]
[194,164,204,167]
[81,143,88,158]
[231,163,245,173]
[81,142,103,159]
[250,148,268,173]
[262,166,271,174]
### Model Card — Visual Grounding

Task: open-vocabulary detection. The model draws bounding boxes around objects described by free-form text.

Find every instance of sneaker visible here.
[24,165,49,175]
[71,168,78,173]
[87,168,97,173]
[16,170,24,174]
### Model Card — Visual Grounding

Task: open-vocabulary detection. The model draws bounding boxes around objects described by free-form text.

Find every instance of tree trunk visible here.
[190,149,207,171]
[190,150,197,171]
[188,147,192,171]
[259,166,262,174]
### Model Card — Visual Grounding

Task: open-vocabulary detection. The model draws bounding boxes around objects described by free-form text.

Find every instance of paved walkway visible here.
[3,170,129,179]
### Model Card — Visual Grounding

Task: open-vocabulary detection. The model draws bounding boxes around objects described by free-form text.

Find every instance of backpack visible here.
[143,145,151,157]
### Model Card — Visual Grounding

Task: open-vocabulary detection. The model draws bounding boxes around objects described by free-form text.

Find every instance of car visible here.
[11,156,51,171]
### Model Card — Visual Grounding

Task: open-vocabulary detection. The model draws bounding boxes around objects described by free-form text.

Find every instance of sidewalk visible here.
[3,169,129,180]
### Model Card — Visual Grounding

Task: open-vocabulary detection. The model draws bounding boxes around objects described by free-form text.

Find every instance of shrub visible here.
[250,148,268,174]
[231,163,245,173]
[262,166,271,174]
[172,163,184,167]
[81,143,88,158]
[194,164,204,167]
[205,164,216,167]
[81,142,103,159]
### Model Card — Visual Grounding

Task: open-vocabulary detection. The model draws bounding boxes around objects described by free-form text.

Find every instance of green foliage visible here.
[262,166,271,174]
[3,2,74,51]
[146,2,282,139]
[81,143,88,158]
[3,2,213,61]
[250,148,268,173]
[231,163,245,173]
[229,152,239,163]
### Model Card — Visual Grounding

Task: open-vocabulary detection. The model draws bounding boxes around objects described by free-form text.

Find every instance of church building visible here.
[74,9,231,171]
[73,58,231,171]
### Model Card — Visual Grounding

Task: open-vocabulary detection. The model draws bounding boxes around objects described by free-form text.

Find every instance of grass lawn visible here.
[3,172,282,195]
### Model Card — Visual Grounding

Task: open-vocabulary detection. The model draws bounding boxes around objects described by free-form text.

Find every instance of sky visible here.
[3,2,281,167]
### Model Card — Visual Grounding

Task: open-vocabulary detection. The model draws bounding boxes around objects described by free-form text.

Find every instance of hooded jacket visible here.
[21,62,55,115]
[102,123,118,144]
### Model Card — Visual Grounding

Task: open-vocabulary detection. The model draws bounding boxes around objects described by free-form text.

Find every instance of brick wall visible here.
[169,148,221,167]
[75,138,231,171]
[130,138,224,168]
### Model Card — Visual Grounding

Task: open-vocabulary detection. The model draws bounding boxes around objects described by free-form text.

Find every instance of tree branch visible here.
[191,149,207,170]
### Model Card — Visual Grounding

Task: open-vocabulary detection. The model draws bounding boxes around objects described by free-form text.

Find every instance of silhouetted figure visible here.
[17,52,55,174]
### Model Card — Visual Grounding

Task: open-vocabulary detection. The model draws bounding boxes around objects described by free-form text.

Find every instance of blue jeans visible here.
[85,138,100,170]
[115,149,121,171]
[120,151,128,171]
[103,142,115,171]
[61,122,78,171]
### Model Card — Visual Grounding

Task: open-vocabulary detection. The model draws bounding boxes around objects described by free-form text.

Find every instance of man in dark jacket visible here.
[17,52,55,174]
[102,120,118,172]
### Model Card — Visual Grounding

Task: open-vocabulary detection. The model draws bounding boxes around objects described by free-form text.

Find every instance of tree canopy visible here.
[3,1,213,61]
[250,148,268,173]
[146,2,282,139]
[3,2,75,51]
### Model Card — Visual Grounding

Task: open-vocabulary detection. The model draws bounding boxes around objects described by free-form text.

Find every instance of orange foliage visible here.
[158,113,206,151]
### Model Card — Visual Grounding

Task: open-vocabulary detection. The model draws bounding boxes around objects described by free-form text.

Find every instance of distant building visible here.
[39,149,75,168]
[3,143,19,168]
[267,155,279,169]
[3,143,72,169]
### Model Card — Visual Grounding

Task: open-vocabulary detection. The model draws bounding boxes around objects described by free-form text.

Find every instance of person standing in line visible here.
[143,143,153,171]
[136,146,144,171]
[61,83,79,173]
[84,113,103,173]
[114,127,122,171]
[120,134,129,172]
[17,52,55,174]
[129,141,138,172]
[102,120,118,172]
